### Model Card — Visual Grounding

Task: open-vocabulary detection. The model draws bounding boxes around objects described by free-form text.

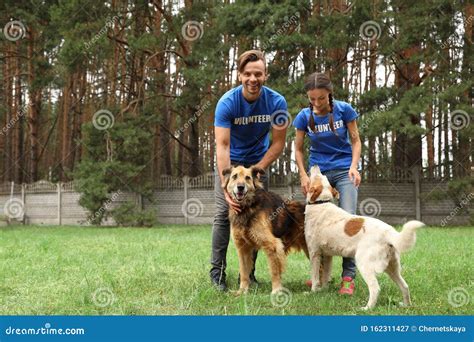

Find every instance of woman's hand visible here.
[348,167,361,187]
[300,173,310,196]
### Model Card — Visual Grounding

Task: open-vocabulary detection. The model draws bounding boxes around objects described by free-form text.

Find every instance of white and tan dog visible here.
[304,165,424,310]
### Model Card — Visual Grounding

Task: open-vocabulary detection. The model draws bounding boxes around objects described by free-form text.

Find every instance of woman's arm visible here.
[347,120,361,187]
[295,129,310,195]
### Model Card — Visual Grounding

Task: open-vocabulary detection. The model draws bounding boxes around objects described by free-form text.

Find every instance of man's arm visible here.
[215,126,241,212]
[215,126,231,186]
[254,126,287,169]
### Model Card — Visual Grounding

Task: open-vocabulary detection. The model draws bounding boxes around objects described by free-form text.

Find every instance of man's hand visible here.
[252,164,265,179]
[223,186,242,213]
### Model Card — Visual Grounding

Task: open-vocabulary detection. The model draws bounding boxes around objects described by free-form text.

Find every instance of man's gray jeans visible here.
[209,167,268,282]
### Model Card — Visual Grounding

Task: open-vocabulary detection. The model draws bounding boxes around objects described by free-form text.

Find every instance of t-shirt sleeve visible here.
[342,103,359,123]
[271,97,290,127]
[292,110,308,132]
[277,97,288,112]
[214,100,232,128]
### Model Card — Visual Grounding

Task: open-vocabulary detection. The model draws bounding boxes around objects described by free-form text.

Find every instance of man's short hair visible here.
[237,50,266,73]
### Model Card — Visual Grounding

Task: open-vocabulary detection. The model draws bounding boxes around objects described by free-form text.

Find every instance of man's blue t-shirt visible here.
[293,100,358,173]
[214,85,288,165]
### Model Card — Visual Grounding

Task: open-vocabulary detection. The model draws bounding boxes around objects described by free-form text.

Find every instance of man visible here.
[210,50,289,291]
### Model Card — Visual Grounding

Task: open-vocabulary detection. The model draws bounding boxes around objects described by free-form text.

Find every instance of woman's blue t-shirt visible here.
[293,100,358,173]
[214,85,287,165]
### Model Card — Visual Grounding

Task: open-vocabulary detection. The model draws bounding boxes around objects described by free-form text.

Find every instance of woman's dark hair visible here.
[304,72,335,133]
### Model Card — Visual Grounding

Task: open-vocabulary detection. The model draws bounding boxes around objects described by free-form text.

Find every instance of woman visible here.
[293,72,361,295]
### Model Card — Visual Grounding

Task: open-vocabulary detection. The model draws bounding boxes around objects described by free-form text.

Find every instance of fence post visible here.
[267,168,272,190]
[57,182,62,225]
[137,193,143,210]
[287,172,293,199]
[21,183,25,224]
[183,175,189,225]
[413,166,421,221]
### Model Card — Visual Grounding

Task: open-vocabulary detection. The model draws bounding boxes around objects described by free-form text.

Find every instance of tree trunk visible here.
[455,3,473,178]
[60,75,72,180]
[425,103,434,178]
[27,27,42,182]
[326,0,348,91]
[393,44,422,171]
[2,42,13,181]
[14,41,24,183]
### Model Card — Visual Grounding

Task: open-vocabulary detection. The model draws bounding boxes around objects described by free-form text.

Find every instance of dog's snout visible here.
[237,184,245,192]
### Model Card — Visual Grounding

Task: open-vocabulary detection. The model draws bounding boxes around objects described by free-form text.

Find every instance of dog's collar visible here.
[306,200,332,205]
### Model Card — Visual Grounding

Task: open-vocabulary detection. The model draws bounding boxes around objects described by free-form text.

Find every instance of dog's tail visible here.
[393,220,425,253]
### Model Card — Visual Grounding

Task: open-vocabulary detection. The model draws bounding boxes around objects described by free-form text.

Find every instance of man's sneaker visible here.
[211,275,228,292]
[339,276,355,295]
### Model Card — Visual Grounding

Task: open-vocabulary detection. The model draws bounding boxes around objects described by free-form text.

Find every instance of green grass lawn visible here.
[0,225,472,315]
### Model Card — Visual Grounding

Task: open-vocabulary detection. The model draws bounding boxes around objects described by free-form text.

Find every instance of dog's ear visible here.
[310,165,321,177]
[309,185,323,203]
[251,166,265,179]
[250,166,265,189]
[331,186,339,200]
[222,167,232,185]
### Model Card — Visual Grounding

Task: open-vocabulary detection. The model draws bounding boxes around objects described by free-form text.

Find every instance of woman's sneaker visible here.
[339,276,355,295]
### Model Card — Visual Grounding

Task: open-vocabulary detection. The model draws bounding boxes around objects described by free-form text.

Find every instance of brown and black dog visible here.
[223,165,308,294]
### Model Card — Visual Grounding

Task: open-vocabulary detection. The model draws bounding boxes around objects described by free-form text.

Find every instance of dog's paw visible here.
[359,306,370,311]
[233,288,248,296]
[271,287,284,295]
[311,286,322,292]
[398,301,410,307]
